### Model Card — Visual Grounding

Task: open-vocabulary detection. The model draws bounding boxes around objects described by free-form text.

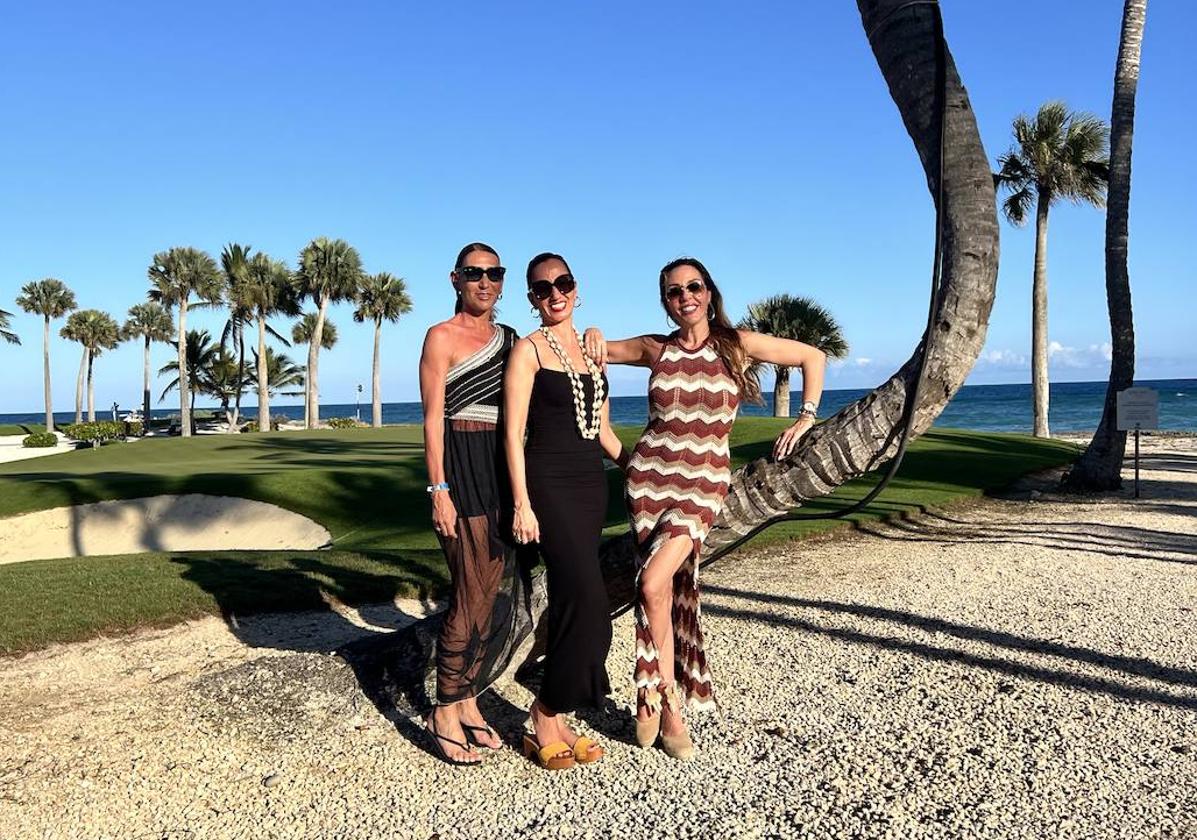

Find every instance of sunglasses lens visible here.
[689,281,705,294]
[458,266,483,281]
[489,266,507,281]
[666,286,684,300]
[531,281,553,300]
[555,275,576,295]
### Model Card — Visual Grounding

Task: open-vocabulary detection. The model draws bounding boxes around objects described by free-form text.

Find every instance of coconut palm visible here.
[740,294,848,416]
[353,272,413,427]
[15,278,77,430]
[219,243,254,431]
[243,252,299,433]
[995,102,1109,437]
[294,237,363,428]
[122,302,174,425]
[1064,0,1147,491]
[158,329,220,410]
[0,309,19,345]
[249,347,306,398]
[61,310,119,422]
[201,349,244,429]
[291,312,339,428]
[147,247,223,437]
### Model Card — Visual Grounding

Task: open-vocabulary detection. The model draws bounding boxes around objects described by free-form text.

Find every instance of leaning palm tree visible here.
[147,247,223,437]
[159,329,221,435]
[995,102,1109,437]
[122,302,174,424]
[249,347,306,399]
[60,312,89,424]
[294,237,363,428]
[291,312,339,428]
[61,310,119,422]
[201,349,244,430]
[0,309,19,345]
[383,0,1005,691]
[244,252,299,433]
[16,278,77,430]
[219,243,255,431]
[1063,0,1147,491]
[740,294,849,416]
[353,272,413,427]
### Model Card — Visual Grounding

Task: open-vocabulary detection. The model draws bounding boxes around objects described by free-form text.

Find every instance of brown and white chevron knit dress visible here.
[626,333,739,711]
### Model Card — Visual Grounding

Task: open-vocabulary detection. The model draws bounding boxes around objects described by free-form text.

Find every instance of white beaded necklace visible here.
[539,325,605,439]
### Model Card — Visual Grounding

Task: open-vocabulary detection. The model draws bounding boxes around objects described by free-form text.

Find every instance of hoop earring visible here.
[707,308,715,321]
[575,296,582,309]
[530,307,539,317]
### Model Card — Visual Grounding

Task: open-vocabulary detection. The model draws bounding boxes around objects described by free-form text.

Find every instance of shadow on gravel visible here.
[703,586,1197,711]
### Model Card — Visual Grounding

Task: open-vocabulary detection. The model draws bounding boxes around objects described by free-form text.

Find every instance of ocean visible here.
[4,379,1193,433]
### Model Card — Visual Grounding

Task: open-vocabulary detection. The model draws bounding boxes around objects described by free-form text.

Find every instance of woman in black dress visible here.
[419,242,530,766]
[504,252,628,769]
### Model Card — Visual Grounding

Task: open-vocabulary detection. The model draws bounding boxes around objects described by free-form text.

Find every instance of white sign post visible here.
[1117,387,1159,498]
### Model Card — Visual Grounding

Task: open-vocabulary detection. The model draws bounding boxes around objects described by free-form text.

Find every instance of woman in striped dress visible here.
[586,256,826,758]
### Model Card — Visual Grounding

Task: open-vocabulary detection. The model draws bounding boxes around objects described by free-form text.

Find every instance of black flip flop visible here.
[461,722,502,750]
[424,716,482,767]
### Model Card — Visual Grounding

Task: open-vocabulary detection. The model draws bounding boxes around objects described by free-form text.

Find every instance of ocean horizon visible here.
[3,378,1193,434]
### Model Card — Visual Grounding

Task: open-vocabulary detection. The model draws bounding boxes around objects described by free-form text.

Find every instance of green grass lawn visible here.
[0,422,1079,654]
[0,422,47,436]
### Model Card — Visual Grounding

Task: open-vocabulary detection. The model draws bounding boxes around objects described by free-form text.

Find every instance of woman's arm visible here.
[418,324,457,539]
[503,338,540,544]
[739,330,828,460]
[583,329,664,369]
[597,394,629,471]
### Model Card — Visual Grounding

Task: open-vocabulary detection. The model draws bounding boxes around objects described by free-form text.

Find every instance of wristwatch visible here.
[799,401,818,419]
[426,482,450,493]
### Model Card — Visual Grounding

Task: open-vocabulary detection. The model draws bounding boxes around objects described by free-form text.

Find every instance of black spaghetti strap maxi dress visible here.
[524,363,613,713]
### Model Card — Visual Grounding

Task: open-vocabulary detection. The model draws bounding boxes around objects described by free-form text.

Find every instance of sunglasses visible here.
[456,265,507,282]
[529,274,577,301]
[665,280,707,300]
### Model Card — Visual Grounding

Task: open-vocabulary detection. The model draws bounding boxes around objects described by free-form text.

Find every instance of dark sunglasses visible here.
[665,280,707,300]
[529,274,577,301]
[456,265,507,282]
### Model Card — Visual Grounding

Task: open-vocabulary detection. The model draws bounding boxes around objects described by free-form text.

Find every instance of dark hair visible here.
[660,257,762,404]
[452,242,499,314]
[525,252,571,286]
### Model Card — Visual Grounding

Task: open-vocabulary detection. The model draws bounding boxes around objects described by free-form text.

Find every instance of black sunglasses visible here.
[457,265,507,282]
[665,280,707,300]
[529,274,577,301]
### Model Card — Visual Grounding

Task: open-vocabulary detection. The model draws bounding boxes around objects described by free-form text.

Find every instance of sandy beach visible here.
[0,435,1193,839]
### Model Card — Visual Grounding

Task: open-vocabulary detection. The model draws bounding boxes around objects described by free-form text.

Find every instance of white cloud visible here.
[1048,341,1112,369]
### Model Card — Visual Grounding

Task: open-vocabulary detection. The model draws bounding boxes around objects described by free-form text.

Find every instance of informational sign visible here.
[1117,387,1159,431]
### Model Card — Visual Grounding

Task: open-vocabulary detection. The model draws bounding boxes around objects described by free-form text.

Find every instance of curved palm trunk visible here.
[142,335,152,428]
[257,316,270,433]
[1031,196,1051,438]
[73,347,86,425]
[307,296,328,429]
[372,317,382,428]
[179,301,191,438]
[364,0,1002,693]
[230,321,245,432]
[1062,0,1145,492]
[773,366,791,417]
[86,350,96,422]
[43,317,53,432]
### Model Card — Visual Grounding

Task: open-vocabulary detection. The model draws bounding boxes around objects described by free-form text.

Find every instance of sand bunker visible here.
[0,494,332,564]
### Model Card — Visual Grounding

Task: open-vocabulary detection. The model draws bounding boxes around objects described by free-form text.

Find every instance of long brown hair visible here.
[659,257,762,404]
[452,241,499,315]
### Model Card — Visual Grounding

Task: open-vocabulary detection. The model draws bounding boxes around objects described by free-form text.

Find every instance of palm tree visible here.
[1064,0,1147,491]
[201,349,244,429]
[61,310,119,422]
[15,278,77,430]
[219,243,254,432]
[244,252,299,433]
[995,102,1109,437]
[249,347,306,398]
[122,302,174,424]
[740,294,848,416]
[291,312,339,428]
[159,329,221,433]
[353,272,413,427]
[294,237,363,428]
[147,247,223,437]
[0,309,19,345]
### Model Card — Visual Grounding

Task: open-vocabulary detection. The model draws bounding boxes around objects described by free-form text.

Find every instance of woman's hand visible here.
[772,415,815,461]
[512,502,541,545]
[431,491,458,540]
[583,327,608,370]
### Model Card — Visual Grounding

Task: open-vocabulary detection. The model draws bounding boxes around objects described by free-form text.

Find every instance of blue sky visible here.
[1,1,1193,413]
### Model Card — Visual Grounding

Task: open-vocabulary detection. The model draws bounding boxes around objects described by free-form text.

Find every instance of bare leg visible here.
[637,535,693,737]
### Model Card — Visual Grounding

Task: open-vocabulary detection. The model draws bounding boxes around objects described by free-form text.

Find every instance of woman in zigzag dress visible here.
[586,256,826,759]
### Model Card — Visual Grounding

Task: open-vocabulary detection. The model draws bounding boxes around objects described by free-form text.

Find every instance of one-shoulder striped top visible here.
[444,324,518,424]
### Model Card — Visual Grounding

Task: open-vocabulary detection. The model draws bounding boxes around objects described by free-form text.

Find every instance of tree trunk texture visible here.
[1061,0,1145,492]
[1031,196,1051,438]
[86,350,95,422]
[307,297,327,429]
[231,322,245,432]
[43,318,54,431]
[257,317,270,433]
[342,0,1000,706]
[179,302,191,438]
[142,336,152,427]
[372,319,383,428]
[773,366,791,417]
[73,347,85,425]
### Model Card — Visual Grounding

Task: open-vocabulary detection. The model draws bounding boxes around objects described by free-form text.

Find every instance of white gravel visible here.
[0,437,1194,839]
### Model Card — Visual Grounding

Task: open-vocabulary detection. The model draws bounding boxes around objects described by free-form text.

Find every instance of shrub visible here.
[63,421,125,447]
[327,417,361,429]
[22,432,58,448]
[126,420,144,437]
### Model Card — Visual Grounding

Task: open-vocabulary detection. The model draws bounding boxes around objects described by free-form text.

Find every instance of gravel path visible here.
[1,437,1194,839]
